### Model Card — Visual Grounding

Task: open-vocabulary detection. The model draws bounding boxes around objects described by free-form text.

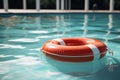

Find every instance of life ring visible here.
[41,38,107,62]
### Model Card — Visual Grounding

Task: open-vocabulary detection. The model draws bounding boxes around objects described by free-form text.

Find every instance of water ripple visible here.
[0,56,41,66]
[8,38,40,43]
[29,30,49,34]
[0,44,25,49]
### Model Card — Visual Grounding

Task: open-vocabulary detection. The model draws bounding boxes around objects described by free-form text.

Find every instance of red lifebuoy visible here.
[41,38,107,62]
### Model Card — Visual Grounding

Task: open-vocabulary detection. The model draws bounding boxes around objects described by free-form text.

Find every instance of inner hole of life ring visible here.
[52,40,86,46]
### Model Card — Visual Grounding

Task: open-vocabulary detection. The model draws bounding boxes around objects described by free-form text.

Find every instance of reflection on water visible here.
[0,14,120,80]
[82,14,88,36]
[105,14,113,44]
[45,56,107,76]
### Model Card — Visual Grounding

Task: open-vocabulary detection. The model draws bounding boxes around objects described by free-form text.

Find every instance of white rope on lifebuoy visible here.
[86,44,100,60]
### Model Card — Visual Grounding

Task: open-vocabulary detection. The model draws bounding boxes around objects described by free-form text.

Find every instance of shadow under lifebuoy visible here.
[45,55,109,76]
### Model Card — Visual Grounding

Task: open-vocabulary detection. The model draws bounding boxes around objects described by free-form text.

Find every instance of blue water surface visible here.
[0,13,120,80]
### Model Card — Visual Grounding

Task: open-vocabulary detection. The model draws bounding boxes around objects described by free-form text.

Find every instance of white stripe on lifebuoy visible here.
[86,44,100,60]
[53,39,66,45]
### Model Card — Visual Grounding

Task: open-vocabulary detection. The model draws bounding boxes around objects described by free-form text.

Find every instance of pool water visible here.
[0,13,120,80]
